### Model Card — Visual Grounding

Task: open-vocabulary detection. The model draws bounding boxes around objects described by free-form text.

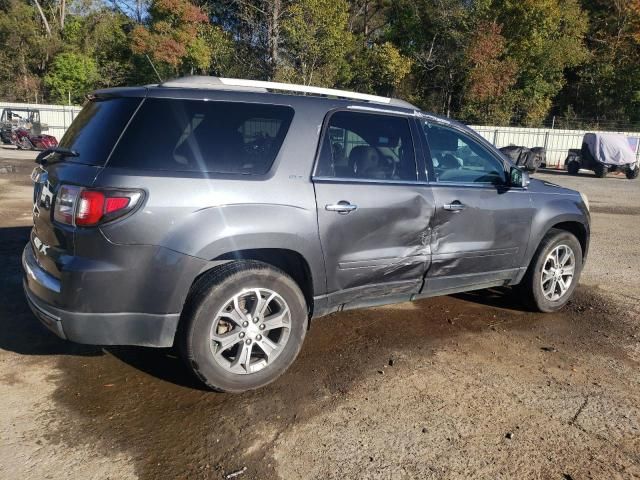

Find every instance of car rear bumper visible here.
[22,244,180,347]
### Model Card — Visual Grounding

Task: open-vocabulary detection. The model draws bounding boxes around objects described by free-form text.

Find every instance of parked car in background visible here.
[565,133,639,179]
[23,77,590,392]
[0,107,58,150]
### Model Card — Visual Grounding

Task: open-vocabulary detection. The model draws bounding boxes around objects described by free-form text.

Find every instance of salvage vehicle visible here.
[565,132,639,179]
[0,107,58,150]
[23,77,591,392]
[499,145,546,173]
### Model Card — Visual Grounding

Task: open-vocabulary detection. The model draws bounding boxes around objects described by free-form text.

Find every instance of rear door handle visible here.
[443,201,465,212]
[325,201,358,214]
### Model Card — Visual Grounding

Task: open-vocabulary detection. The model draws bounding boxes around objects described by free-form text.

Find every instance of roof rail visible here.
[160,76,396,105]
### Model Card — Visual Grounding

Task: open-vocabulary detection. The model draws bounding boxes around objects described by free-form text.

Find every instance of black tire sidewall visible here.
[567,161,580,175]
[529,231,583,312]
[185,265,307,392]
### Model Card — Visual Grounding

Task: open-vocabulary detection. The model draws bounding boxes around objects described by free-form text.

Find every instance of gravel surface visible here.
[0,148,638,479]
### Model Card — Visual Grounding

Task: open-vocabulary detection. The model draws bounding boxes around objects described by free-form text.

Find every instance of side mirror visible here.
[509,166,530,188]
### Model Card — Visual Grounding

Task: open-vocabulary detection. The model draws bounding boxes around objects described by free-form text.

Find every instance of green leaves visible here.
[44,52,99,104]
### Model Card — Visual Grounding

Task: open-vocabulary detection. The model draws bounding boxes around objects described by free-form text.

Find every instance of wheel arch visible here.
[211,249,315,316]
[549,221,588,261]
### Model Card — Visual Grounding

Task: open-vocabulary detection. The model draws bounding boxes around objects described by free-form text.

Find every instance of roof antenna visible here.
[145,54,164,83]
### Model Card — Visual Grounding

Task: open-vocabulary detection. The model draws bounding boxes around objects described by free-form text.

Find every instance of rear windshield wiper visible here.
[36,147,79,165]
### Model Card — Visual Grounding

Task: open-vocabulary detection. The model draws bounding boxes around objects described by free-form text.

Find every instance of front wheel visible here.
[626,165,639,180]
[518,229,583,312]
[566,160,580,175]
[180,261,308,392]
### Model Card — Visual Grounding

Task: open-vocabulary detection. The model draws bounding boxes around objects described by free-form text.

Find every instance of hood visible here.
[526,177,579,196]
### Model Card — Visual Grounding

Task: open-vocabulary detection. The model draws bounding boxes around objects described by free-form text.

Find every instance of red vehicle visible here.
[1,108,58,150]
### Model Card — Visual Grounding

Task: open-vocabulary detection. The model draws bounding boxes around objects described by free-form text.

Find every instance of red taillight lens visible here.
[53,186,142,227]
[105,196,130,214]
[76,190,106,226]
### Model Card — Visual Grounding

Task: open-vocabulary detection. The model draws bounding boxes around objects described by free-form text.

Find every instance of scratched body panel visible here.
[428,185,533,275]
[313,181,435,305]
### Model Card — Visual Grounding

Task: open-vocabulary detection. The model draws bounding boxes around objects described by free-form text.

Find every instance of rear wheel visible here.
[180,261,308,392]
[594,163,607,178]
[626,165,639,180]
[566,160,580,175]
[518,229,583,312]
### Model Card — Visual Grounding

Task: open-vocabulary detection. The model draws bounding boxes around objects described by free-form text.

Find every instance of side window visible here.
[109,99,294,174]
[423,122,506,184]
[316,111,417,181]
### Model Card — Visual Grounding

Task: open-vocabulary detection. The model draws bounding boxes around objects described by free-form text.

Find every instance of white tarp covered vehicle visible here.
[565,132,639,179]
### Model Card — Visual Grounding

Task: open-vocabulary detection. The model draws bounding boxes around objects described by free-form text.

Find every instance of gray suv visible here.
[22,76,590,392]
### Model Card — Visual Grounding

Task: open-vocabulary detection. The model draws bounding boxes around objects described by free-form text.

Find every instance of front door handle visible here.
[443,201,465,212]
[325,201,358,214]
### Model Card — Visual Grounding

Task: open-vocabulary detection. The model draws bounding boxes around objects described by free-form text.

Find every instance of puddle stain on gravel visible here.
[47,284,636,480]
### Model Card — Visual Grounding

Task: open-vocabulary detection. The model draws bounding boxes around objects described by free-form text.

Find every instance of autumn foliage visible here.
[131,0,211,72]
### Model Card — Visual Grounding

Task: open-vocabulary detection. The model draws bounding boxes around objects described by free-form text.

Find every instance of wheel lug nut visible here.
[256,334,262,341]
[245,339,252,345]
[242,321,249,327]
[239,332,245,338]
[259,324,265,330]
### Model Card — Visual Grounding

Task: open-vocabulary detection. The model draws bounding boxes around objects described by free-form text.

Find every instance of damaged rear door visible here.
[312,109,435,307]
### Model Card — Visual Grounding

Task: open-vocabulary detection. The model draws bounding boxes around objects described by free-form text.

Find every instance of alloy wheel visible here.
[541,244,575,301]
[209,288,291,375]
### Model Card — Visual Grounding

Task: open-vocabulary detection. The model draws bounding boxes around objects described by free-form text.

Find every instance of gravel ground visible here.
[0,146,638,480]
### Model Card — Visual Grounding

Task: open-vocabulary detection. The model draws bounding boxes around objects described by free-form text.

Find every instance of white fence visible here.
[2,101,639,168]
[0,102,82,142]
[470,125,640,168]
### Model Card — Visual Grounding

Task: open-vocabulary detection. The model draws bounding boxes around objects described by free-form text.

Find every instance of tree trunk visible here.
[60,0,66,29]
[267,0,281,80]
[33,0,52,37]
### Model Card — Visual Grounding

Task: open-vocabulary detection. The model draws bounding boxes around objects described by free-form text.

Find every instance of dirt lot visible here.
[1,146,639,480]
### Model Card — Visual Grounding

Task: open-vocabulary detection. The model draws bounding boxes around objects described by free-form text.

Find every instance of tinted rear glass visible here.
[108,99,294,174]
[58,97,141,166]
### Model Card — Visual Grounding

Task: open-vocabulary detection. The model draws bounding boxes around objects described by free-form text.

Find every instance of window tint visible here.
[423,122,506,184]
[58,97,141,166]
[316,111,417,181]
[108,99,294,174]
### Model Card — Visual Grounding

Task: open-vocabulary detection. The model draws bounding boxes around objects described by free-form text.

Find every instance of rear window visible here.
[58,97,141,166]
[108,99,295,174]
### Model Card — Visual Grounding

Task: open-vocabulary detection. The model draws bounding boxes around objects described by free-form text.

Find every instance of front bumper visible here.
[22,244,180,347]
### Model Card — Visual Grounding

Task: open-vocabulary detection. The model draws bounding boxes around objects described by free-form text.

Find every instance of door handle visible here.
[325,201,358,214]
[443,201,465,212]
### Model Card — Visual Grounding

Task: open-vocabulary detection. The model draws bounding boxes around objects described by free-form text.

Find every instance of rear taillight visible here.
[53,186,143,227]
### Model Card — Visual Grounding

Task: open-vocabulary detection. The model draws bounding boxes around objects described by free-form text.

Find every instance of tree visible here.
[131,0,215,77]
[0,0,54,101]
[556,0,640,126]
[490,0,588,125]
[349,42,412,96]
[387,0,473,116]
[277,0,353,86]
[461,21,517,124]
[44,52,99,103]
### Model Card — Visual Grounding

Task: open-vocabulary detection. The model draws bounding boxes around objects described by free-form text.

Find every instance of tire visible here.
[518,229,583,313]
[179,260,308,392]
[594,163,607,178]
[566,160,580,175]
[626,165,639,180]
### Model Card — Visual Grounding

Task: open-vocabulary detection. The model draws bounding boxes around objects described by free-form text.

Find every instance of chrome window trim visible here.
[312,176,426,186]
